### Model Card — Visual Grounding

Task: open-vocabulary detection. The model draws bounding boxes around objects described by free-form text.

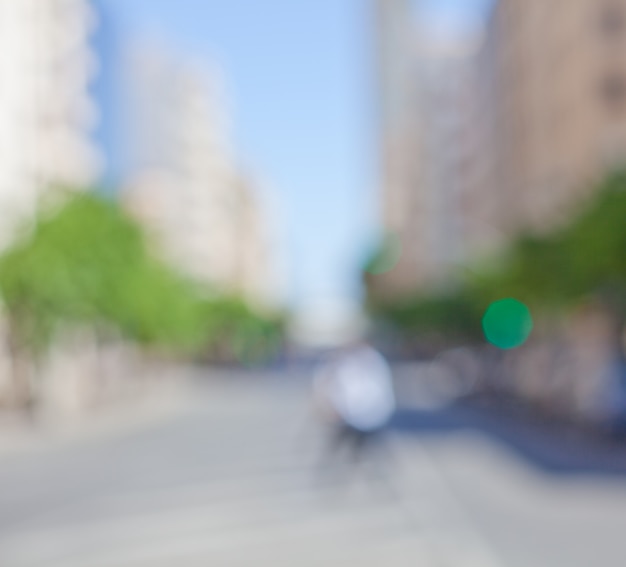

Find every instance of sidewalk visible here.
[0,367,196,457]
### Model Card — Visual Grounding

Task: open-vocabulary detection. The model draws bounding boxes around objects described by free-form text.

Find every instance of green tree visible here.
[477,171,626,315]
[370,170,626,347]
[0,192,204,404]
[199,296,285,365]
[0,190,288,407]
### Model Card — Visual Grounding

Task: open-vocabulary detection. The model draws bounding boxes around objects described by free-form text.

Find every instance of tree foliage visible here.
[0,192,285,362]
[198,296,285,364]
[0,193,149,352]
[371,170,626,341]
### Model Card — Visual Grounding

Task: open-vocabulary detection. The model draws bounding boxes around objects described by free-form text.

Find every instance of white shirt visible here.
[315,346,395,432]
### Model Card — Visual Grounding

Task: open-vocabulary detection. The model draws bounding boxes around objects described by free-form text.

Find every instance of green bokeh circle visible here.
[482,298,533,350]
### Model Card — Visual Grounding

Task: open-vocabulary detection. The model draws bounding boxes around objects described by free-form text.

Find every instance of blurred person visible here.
[312,340,396,488]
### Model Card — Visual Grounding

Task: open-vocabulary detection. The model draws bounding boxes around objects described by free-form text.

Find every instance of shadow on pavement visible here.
[391,402,626,478]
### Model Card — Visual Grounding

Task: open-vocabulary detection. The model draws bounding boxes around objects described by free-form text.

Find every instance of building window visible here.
[600,3,625,37]
[601,74,626,109]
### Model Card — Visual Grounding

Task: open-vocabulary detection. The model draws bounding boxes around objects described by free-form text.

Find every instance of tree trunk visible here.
[6,324,34,414]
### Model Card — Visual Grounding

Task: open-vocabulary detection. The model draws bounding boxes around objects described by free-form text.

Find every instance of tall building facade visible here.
[372,0,478,299]
[0,0,101,403]
[457,16,503,260]
[123,48,273,304]
[0,0,101,248]
[419,53,474,281]
[124,50,236,287]
[462,0,626,250]
[372,0,626,301]
[231,175,275,307]
[372,0,423,299]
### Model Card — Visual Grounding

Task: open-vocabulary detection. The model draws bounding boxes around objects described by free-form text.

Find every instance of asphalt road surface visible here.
[0,368,625,567]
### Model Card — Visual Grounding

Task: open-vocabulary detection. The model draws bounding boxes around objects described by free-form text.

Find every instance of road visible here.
[0,367,625,567]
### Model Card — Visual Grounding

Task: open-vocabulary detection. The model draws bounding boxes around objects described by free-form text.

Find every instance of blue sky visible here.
[94,0,492,312]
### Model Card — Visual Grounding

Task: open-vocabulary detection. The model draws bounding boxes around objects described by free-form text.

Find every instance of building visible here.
[123,50,236,287]
[371,0,480,299]
[372,0,626,302]
[371,0,423,299]
[456,16,503,261]
[418,51,475,282]
[231,174,275,307]
[0,0,102,406]
[0,0,101,249]
[463,0,626,247]
[123,48,273,304]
